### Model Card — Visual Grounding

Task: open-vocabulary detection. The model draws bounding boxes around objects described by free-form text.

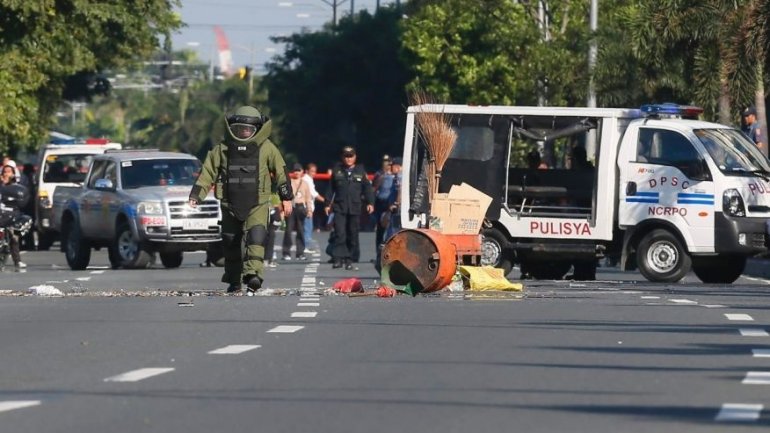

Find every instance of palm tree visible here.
[623,1,756,124]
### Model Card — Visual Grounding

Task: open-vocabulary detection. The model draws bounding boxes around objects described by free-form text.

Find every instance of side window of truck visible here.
[103,162,118,186]
[637,128,700,166]
[87,160,107,188]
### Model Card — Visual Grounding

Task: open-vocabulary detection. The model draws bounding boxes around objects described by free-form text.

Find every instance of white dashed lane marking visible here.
[640,296,660,299]
[267,325,304,333]
[298,302,320,307]
[751,349,770,358]
[725,313,754,321]
[89,270,105,275]
[670,299,697,305]
[715,403,763,422]
[208,345,261,354]
[0,401,41,413]
[740,328,770,337]
[742,372,770,385]
[291,312,317,318]
[104,368,175,382]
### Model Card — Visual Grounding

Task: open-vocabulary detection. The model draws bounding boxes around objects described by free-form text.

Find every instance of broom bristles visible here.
[410,90,457,202]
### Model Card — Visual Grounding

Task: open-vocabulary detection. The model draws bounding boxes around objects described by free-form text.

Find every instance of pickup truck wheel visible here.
[160,251,183,268]
[107,244,121,269]
[64,221,91,270]
[693,255,746,284]
[37,231,56,251]
[115,223,152,269]
[636,229,691,283]
[481,228,513,276]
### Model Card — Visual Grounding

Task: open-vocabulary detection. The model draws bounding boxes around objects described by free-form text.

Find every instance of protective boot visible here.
[245,275,263,292]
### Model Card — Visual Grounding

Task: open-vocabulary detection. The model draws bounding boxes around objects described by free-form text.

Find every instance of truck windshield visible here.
[694,128,770,174]
[121,159,201,189]
[42,154,93,183]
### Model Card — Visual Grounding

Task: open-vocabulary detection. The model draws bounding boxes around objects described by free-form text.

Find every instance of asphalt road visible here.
[1,232,770,432]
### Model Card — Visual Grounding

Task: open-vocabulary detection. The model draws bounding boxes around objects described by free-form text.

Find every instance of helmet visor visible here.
[230,123,258,140]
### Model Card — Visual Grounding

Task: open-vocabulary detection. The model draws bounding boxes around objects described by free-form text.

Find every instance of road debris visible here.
[27,285,64,296]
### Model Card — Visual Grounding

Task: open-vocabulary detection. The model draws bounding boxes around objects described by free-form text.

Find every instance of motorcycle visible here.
[0,184,32,271]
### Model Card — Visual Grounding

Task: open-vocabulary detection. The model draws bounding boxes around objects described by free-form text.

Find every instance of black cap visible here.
[391,157,402,165]
[743,106,757,116]
[291,163,303,172]
[341,146,356,157]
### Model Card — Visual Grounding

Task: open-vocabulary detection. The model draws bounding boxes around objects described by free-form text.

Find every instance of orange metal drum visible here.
[380,229,457,294]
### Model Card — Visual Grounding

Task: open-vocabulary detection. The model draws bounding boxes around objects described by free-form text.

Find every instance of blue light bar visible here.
[640,103,703,118]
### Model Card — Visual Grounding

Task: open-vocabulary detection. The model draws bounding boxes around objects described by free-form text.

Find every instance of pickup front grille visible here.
[168,200,219,219]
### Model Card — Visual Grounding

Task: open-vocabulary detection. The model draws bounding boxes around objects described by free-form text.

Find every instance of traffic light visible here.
[238,66,251,80]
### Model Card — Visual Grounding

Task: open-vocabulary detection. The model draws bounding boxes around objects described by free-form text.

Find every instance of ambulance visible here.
[399,103,770,283]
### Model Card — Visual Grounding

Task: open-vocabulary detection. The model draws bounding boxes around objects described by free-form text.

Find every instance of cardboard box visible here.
[430,183,492,235]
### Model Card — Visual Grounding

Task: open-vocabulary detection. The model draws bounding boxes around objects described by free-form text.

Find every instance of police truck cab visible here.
[400,103,770,283]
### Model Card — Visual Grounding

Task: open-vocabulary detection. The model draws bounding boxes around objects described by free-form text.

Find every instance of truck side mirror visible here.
[94,178,115,191]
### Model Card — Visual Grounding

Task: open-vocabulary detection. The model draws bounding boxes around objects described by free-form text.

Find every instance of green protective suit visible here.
[189,106,291,285]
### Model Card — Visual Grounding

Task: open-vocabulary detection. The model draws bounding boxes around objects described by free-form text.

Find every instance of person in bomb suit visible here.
[188,106,293,293]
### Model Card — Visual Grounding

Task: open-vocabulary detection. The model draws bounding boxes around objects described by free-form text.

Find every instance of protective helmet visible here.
[226,106,267,141]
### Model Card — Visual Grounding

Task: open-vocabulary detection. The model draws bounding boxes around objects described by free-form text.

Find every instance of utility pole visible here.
[248,43,255,101]
[586,0,599,161]
[320,0,348,27]
[350,0,354,16]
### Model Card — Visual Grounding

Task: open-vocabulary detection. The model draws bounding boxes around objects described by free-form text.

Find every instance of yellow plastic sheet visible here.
[458,266,524,292]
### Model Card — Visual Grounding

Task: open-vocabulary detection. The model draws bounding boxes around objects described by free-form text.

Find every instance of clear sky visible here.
[172,0,400,74]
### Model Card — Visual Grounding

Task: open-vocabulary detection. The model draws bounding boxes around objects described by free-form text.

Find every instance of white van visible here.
[400,103,770,283]
[35,139,122,249]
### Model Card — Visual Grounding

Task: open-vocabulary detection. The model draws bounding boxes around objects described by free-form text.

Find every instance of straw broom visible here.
[410,91,457,203]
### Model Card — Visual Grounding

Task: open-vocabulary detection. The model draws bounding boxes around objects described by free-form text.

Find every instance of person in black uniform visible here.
[325,146,374,270]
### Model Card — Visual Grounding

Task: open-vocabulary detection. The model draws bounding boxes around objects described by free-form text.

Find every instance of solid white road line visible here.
[640,296,660,299]
[104,368,175,382]
[752,349,770,358]
[670,299,697,304]
[702,305,726,308]
[740,328,770,337]
[0,401,41,413]
[75,277,91,281]
[291,312,317,318]
[742,372,770,385]
[89,270,105,274]
[267,325,304,333]
[208,345,261,355]
[725,313,754,321]
[298,302,320,307]
[715,403,763,422]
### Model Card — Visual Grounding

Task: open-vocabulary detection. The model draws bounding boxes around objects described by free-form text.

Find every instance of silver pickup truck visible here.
[55,150,221,270]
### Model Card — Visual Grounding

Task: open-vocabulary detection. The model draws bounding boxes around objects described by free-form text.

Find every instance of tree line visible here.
[2,0,770,168]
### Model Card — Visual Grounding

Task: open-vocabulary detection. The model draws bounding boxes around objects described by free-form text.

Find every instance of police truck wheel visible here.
[692,255,746,284]
[114,222,152,269]
[636,229,691,283]
[481,228,513,276]
[525,260,571,280]
[64,221,91,270]
[160,251,184,269]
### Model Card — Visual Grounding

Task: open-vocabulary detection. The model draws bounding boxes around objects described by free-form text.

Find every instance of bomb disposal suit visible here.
[189,106,293,289]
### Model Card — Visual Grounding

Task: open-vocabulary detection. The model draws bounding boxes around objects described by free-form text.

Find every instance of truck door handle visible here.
[626,182,637,196]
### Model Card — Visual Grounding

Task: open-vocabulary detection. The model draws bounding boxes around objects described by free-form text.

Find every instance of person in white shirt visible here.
[302,163,324,250]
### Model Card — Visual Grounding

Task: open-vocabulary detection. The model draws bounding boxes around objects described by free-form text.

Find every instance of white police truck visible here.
[400,103,770,283]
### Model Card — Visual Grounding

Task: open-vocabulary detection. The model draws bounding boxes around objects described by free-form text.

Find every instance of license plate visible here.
[182,219,210,231]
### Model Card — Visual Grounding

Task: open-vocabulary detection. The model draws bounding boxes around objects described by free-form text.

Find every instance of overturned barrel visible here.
[380,229,457,296]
